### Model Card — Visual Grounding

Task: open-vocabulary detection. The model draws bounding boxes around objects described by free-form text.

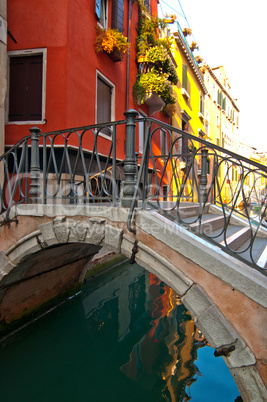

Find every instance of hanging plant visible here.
[133,71,176,106]
[94,25,130,60]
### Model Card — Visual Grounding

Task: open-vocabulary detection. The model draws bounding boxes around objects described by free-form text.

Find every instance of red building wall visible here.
[6,0,168,158]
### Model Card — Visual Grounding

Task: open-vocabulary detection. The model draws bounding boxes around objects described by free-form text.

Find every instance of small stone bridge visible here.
[0,112,267,400]
[0,203,266,402]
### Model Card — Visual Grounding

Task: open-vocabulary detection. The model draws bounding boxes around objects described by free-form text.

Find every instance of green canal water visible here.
[0,260,242,402]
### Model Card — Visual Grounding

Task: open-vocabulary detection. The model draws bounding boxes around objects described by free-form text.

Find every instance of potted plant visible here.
[162,103,176,117]
[182,28,192,37]
[195,55,203,64]
[94,25,130,62]
[190,41,199,52]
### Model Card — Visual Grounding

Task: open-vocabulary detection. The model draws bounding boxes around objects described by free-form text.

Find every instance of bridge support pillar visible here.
[29,127,41,204]
[121,109,139,208]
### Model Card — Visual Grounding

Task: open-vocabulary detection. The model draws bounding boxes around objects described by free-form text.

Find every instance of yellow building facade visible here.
[161,23,207,201]
[168,24,207,145]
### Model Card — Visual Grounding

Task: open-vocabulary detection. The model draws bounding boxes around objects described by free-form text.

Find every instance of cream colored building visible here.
[200,64,239,153]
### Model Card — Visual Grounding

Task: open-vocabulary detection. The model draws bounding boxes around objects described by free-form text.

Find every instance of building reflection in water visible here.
[83,264,208,401]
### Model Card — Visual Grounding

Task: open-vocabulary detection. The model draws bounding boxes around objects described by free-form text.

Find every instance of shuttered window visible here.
[111,0,124,32]
[199,94,204,115]
[182,65,187,91]
[222,96,226,111]
[97,75,113,136]
[160,129,167,157]
[9,55,43,122]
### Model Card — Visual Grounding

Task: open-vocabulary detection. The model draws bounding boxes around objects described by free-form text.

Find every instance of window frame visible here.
[96,70,115,140]
[160,128,168,158]
[96,0,108,28]
[6,48,47,125]
[138,110,146,154]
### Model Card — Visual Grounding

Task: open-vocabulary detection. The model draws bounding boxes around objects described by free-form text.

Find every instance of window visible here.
[182,64,190,100]
[111,0,124,32]
[199,94,204,116]
[217,89,222,107]
[160,129,168,157]
[96,72,115,136]
[182,64,187,91]
[181,120,189,155]
[143,0,151,13]
[222,96,226,111]
[205,121,209,136]
[96,0,108,28]
[7,49,47,123]
[138,111,146,154]
[162,185,168,201]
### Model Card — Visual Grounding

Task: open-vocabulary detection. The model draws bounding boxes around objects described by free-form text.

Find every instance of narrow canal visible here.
[0,260,242,401]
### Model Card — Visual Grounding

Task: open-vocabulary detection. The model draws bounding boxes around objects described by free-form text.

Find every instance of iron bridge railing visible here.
[0,110,267,272]
[0,119,126,218]
[127,115,267,273]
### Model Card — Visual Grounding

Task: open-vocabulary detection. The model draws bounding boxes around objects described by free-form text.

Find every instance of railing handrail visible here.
[1,119,127,162]
[136,116,267,173]
[2,116,266,174]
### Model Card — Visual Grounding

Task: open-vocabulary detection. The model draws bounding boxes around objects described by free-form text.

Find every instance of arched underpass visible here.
[0,205,266,401]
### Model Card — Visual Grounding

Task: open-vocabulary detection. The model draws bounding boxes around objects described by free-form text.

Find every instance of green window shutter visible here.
[182,65,187,91]
[222,97,226,111]
[112,0,124,32]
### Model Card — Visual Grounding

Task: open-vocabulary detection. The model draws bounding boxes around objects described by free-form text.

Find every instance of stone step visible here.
[220,227,251,251]
[190,215,225,233]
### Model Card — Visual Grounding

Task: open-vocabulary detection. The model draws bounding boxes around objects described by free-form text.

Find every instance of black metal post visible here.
[29,127,41,204]
[200,148,208,204]
[121,109,138,207]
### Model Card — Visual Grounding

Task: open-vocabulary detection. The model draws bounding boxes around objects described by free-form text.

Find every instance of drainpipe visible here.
[126,0,132,111]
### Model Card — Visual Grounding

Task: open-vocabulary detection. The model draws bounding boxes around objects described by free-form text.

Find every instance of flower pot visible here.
[137,55,148,63]
[107,48,123,62]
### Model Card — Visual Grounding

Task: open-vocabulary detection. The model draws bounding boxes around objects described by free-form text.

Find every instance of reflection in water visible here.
[0,261,241,402]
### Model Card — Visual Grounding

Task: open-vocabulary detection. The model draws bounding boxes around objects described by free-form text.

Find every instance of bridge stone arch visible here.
[0,205,266,401]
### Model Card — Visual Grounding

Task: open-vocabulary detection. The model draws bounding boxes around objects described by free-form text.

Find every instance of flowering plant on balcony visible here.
[182,28,192,37]
[133,71,176,105]
[94,26,130,60]
[190,41,199,51]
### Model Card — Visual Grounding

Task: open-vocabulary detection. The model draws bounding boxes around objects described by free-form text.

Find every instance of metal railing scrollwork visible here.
[127,117,267,272]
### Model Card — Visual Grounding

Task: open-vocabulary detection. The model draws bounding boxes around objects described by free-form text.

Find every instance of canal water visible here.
[0,260,242,402]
